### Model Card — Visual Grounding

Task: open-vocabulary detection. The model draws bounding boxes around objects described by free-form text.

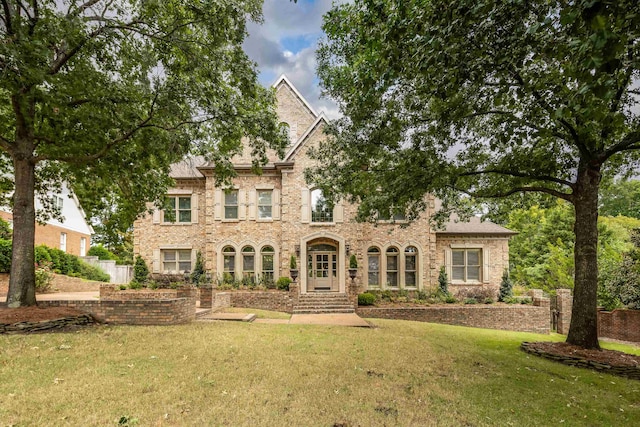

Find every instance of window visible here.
[242,246,255,280]
[452,249,481,282]
[386,247,399,287]
[52,196,64,211]
[378,211,406,221]
[222,246,236,277]
[163,196,191,223]
[367,247,380,288]
[60,232,67,252]
[162,249,192,272]
[80,237,87,257]
[224,190,238,219]
[405,246,417,287]
[261,246,275,284]
[310,189,333,223]
[257,190,272,219]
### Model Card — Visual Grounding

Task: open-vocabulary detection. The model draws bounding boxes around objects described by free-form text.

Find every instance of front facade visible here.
[134,76,514,297]
[1,183,93,257]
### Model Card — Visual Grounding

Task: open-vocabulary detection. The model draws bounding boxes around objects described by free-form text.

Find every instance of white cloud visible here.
[244,0,344,119]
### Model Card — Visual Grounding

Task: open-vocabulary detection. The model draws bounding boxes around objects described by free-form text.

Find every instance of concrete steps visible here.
[293,293,355,314]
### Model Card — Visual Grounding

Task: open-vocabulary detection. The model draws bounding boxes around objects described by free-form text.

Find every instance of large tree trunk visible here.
[566,161,601,349]
[6,152,37,307]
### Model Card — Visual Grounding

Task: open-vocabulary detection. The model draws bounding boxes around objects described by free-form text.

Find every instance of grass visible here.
[0,320,638,426]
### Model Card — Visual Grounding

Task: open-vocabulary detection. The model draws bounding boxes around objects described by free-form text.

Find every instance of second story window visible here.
[311,189,333,223]
[257,190,272,219]
[163,196,191,223]
[224,190,239,219]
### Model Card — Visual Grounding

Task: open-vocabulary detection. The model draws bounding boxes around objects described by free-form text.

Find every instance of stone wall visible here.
[556,289,573,335]
[598,309,640,343]
[357,304,550,334]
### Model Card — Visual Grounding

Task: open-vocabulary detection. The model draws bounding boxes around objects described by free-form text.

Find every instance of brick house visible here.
[134,75,515,299]
[1,183,93,257]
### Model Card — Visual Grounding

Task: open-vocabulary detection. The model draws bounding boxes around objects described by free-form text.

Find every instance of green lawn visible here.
[1,319,638,426]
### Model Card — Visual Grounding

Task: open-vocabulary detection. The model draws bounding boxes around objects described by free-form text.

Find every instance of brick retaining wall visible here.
[598,309,640,343]
[213,290,294,313]
[357,305,550,334]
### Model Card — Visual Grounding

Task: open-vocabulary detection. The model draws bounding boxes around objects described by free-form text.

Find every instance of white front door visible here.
[308,250,337,291]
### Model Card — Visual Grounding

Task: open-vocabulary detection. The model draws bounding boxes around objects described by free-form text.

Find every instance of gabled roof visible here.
[436,215,517,235]
[272,74,318,118]
[283,113,328,161]
[169,156,205,178]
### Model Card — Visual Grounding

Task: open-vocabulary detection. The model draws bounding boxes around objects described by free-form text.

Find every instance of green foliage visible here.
[34,245,52,265]
[349,254,358,269]
[599,179,640,219]
[128,280,143,290]
[119,284,128,290]
[133,256,150,284]
[0,239,12,273]
[444,295,457,304]
[600,229,640,310]
[0,217,11,240]
[358,292,377,306]
[276,277,292,291]
[498,270,513,302]
[438,266,449,296]
[190,251,206,284]
[87,245,117,261]
[289,255,297,270]
[464,298,478,305]
[76,262,110,282]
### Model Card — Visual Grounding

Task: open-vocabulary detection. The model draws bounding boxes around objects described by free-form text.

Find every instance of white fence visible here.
[82,256,133,284]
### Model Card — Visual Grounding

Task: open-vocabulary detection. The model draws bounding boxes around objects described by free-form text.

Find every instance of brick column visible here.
[556,289,573,335]
[199,285,213,308]
[289,282,299,308]
[349,278,360,307]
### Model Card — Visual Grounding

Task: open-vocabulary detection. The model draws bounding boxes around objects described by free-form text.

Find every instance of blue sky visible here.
[244,0,342,118]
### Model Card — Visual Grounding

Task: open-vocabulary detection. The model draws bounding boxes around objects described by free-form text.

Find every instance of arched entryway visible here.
[300,233,346,294]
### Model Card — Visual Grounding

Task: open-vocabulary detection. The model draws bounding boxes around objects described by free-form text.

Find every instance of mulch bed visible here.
[522,341,640,380]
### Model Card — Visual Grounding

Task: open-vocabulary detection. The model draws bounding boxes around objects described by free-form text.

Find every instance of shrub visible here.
[133,255,149,283]
[464,297,478,304]
[0,217,11,240]
[438,266,449,295]
[0,239,11,273]
[148,281,159,290]
[190,251,205,284]
[34,245,52,264]
[498,269,513,302]
[358,292,376,306]
[289,255,297,269]
[444,295,457,304]
[35,262,54,293]
[77,260,110,282]
[504,296,519,304]
[87,244,117,261]
[380,290,394,301]
[129,280,143,290]
[119,284,127,290]
[276,276,292,291]
[415,290,428,301]
[484,297,494,304]
[349,254,358,269]
[459,287,496,302]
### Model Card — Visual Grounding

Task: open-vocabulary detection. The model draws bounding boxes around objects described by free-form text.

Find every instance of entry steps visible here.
[293,293,355,314]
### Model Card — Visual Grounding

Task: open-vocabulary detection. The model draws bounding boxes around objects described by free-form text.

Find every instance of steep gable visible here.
[273,75,318,145]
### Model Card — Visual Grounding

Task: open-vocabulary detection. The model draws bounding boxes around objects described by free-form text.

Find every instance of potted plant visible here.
[348,254,358,281]
[289,254,298,282]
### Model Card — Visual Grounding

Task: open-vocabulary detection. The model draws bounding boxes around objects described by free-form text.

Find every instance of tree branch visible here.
[458,168,574,188]
[601,131,640,160]
[454,184,574,203]
[1,0,13,35]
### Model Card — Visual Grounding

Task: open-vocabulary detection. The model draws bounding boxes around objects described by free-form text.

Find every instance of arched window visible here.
[386,247,399,287]
[405,246,418,288]
[242,246,255,280]
[310,189,333,223]
[222,246,235,279]
[367,247,380,288]
[261,246,275,284]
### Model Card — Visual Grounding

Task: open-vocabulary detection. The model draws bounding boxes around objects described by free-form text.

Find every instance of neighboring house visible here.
[0,183,93,257]
[134,75,515,298]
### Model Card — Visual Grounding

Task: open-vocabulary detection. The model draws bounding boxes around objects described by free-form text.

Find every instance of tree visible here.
[498,269,513,302]
[599,179,640,219]
[1,1,287,307]
[314,0,640,348]
[133,255,149,284]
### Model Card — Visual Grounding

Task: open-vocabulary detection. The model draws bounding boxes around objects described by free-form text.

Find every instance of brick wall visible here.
[556,289,573,334]
[212,290,294,313]
[357,305,550,334]
[598,309,640,343]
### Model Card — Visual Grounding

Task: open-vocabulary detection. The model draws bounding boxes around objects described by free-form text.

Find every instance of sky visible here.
[243,0,342,119]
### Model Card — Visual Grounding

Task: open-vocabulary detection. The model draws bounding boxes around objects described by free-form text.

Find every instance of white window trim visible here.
[446,244,489,285]
[161,195,194,224]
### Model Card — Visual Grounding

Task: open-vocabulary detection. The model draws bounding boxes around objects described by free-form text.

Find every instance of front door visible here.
[307,244,338,291]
